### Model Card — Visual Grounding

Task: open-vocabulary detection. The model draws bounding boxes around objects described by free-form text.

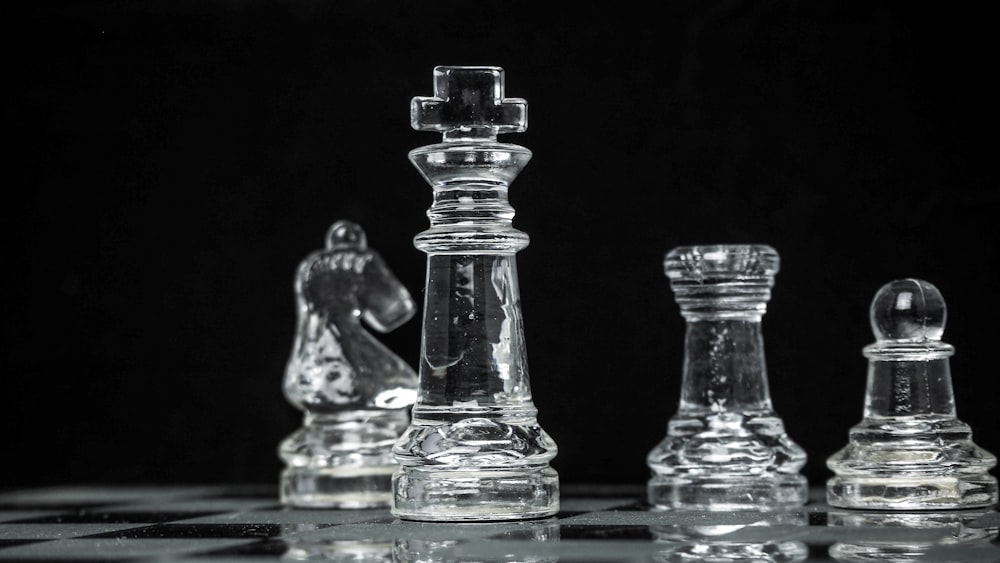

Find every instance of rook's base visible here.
[826,475,998,510]
[392,466,559,521]
[648,474,808,511]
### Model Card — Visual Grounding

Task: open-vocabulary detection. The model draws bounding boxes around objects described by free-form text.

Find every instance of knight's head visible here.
[325,220,367,251]
[300,220,415,332]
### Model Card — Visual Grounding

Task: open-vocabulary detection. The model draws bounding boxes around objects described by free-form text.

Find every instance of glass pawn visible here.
[646,244,808,510]
[826,278,998,509]
[391,66,559,521]
[280,220,419,508]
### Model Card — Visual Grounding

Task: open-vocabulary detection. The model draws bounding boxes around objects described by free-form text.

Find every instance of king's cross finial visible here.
[411,66,527,140]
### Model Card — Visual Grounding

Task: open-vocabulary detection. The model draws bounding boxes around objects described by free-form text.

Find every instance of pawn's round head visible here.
[325,220,368,251]
[870,278,946,342]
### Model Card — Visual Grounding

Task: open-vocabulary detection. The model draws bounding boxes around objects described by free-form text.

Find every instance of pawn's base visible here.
[826,475,999,510]
[391,466,559,521]
[281,466,396,508]
[648,474,809,511]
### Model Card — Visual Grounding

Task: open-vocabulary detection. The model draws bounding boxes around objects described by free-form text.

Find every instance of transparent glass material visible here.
[391,66,559,522]
[282,517,559,562]
[646,245,808,510]
[651,511,809,562]
[283,537,394,562]
[827,509,998,562]
[280,220,419,508]
[393,519,559,562]
[826,278,998,509]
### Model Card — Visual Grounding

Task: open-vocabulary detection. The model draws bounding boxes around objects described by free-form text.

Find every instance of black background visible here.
[4,1,998,490]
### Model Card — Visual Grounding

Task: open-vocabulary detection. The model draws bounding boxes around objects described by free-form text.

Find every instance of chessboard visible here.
[1,484,998,562]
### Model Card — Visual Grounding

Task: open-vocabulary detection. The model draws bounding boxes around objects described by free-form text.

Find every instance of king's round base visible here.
[648,473,809,511]
[826,475,999,510]
[391,466,559,521]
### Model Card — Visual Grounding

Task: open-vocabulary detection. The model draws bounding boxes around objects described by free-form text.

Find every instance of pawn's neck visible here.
[862,341,957,418]
[861,278,958,418]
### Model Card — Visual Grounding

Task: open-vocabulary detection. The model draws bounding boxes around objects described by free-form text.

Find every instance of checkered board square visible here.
[0,485,997,561]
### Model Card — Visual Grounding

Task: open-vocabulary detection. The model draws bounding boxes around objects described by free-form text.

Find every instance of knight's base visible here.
[278,409,411,508]
[648,473,808,511]
[826,474,999,510]
[281,465,397,508]
[391,466,559,522]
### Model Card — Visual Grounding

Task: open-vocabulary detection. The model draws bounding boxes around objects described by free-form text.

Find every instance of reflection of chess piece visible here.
[280,516,559,562]
[283,539,394,562]
[391,66,559,521]
[651,511,809,562]
[280,220,419,508]
[827,278,998,509]
[646,245,808,510]
[393,518,560,563]
[827,509,999,562]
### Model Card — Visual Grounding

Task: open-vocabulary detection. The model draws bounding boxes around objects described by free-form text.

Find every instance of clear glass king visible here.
[391,66,560,521]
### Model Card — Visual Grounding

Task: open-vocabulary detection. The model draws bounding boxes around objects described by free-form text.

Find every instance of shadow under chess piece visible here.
[280,220,419,508]
[827,278,999,509]
[646,244,808,510]
[390,66,559,521]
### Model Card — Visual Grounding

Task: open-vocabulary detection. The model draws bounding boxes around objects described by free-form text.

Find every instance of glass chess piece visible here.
[646,244,808,510]
[826,278,999,509]
[280,219,419,508]
[390,66,559,521]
